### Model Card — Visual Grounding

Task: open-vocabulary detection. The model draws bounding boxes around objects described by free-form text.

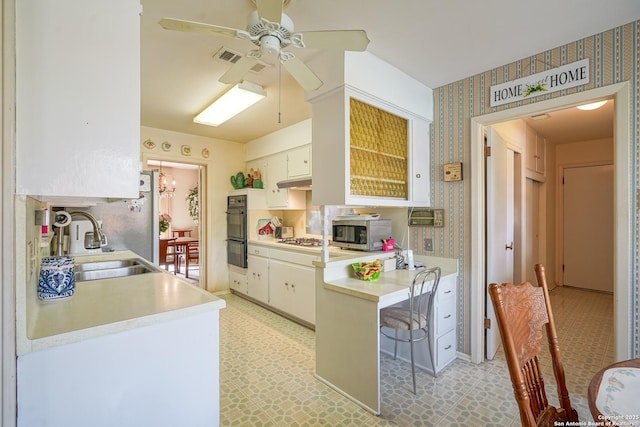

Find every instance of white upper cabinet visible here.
[525,124,546,180]
[307,51,433,207]
[287,145,312,179]
[264,152,306,209]
[16,0,141,199]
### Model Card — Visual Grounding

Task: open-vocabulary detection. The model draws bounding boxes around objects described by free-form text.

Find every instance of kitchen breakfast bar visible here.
[314,253,458,415]
[17,250,225,427]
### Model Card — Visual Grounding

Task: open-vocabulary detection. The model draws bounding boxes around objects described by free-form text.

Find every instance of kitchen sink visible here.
[75,259,155,282]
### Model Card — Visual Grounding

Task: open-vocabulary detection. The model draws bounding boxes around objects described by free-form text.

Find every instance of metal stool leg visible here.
[409,329,417,394]
[393,329,398,359]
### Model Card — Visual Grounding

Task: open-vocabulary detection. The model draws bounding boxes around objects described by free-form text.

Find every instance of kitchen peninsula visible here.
[314,253,458,415]
[17,248,225,427]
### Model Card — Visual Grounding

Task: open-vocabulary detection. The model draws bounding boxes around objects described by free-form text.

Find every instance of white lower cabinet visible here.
[269,259,315,325]
[234,245,317,327]
[431,274,457,372]
[247,254,269,304]
[228,268,248,294]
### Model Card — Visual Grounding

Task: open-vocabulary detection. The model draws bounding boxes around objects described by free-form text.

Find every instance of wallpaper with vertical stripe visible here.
[410,20,639,356]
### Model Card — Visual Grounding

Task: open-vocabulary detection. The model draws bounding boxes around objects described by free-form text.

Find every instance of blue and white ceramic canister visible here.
[38,256,75,300]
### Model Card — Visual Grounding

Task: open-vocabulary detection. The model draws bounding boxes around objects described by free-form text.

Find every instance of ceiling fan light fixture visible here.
[576,100,607,111]
[194,81,266,127]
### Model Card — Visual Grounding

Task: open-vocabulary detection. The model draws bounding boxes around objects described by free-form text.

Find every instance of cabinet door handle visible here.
[444,345,452,350]
[416,173,421,178]
[444,314,452,319]
[444,290,452,294]
[291,284,295,290]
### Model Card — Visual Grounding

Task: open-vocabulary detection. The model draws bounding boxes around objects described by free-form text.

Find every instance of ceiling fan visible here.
[158,0,369,91]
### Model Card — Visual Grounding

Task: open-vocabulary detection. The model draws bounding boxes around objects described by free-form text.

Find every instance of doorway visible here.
[470,82,631,364]
[146,159,205,287]
[562,164,614,292]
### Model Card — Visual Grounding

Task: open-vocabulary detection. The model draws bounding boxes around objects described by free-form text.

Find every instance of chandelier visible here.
[159,164,176,198]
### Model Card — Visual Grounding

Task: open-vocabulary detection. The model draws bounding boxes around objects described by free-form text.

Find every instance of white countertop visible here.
[22,251,225,354]
[318,255,458,307]
[248,238,365,260]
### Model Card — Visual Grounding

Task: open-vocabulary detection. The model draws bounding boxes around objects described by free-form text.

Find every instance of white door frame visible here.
[470,82,631,364]
[142,153,208,289]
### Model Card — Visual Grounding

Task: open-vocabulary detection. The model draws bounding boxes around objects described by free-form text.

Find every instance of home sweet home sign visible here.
[490,58,590,107]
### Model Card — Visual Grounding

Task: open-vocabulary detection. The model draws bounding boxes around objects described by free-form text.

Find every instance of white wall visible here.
[155,166,199,235]
[140,126,244,293]
[244,119,311,161]
[555,137,614,164]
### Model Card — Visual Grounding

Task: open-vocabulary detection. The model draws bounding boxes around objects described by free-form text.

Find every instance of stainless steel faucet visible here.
[68,211,105,249]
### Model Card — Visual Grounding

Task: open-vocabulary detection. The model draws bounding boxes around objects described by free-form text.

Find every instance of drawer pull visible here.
[444,314,452,319]
[444,345,452,350]
[444,290,452,294]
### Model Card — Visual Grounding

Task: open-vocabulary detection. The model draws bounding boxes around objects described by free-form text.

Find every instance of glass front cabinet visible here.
[311,87,430,207]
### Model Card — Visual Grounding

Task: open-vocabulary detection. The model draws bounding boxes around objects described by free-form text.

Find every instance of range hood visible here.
[276,177,312,190]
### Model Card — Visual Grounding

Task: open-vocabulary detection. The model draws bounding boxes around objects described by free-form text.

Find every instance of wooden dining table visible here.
[588,358,640,426]
[170,236,199,277]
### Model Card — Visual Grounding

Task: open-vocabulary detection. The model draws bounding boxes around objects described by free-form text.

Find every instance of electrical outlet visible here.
[424,238,433,252]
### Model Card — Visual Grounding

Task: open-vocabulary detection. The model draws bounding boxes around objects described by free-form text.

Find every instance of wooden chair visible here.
[179,241,199,279]
[488,264,579,427]
[158,238,178,274]
[171,229,192,238]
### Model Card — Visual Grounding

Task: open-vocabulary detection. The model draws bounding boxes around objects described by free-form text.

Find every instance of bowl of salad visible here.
[351,261,382,281]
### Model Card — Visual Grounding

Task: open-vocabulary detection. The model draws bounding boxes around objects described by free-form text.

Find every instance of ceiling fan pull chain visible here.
[278,60,282,124]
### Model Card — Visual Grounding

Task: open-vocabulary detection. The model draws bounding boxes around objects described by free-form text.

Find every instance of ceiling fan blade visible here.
[219,56,259,85]
[282,56,323,91]
[255,0,283,24]
[159,18,245,39]
[298,30,370,51]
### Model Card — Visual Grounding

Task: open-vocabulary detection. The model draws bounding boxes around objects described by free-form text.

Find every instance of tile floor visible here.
[218,285,614,426]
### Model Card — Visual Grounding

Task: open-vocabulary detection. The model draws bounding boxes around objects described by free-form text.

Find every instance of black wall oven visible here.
[226,195,247,268]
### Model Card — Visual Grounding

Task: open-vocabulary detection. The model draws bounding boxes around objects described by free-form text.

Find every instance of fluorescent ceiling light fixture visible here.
[576,100,607,111]
[194,81,266,127]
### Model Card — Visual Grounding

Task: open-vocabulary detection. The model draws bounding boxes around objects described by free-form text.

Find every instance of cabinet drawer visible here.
[434,299,456,335]
[269,248,318,267]
[435,329,456,368]
[436,275,456,303]
[247,245,269,258]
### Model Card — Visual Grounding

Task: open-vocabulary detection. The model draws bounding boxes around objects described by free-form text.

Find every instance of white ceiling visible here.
[140,0,639,144]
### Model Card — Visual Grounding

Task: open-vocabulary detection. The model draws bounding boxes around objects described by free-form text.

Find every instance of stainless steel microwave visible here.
[332,219,392,251]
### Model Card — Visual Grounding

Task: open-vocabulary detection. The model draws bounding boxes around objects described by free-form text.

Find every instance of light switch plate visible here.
[444,162,463,181]
[139,174,151,191]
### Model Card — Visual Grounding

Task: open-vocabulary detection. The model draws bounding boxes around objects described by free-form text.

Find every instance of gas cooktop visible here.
[277,237,324,247]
